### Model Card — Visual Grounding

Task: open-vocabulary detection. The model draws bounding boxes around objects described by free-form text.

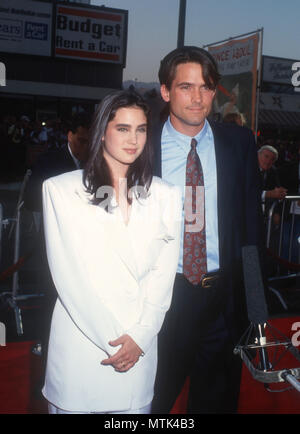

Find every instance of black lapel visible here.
[63,147,79,171]
[209,121,233,266]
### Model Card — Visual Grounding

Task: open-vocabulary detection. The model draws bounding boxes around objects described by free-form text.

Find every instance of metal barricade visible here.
[266,196,300,310]
[0,169,44,335]
[0,203,2,267]
[266,196,300,264]
[0,202,10,267]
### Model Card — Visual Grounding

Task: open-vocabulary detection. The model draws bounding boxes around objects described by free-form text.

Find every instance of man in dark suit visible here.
[258,145,287,215]
[24,113,90,212]
[258,145,287,255]
[151,46,263,414]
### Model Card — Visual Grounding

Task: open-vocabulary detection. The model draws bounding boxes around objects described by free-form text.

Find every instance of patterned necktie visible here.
[183,138,207,285]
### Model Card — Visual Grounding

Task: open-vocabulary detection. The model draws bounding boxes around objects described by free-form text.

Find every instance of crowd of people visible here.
[0,115,70,181]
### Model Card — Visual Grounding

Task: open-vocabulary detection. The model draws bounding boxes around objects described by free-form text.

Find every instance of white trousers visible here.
[48,402,151,414]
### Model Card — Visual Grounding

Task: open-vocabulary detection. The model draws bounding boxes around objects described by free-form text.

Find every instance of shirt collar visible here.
[164,116,209,151]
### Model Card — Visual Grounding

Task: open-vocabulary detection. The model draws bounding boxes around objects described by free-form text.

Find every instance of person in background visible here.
[24,113,90,213]
[258,145,287,209]
[222,112,245,126]
[257,145,287,276]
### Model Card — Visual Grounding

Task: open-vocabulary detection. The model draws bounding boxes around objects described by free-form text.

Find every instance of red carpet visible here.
[0,341,47,414]
[0,317,299,414]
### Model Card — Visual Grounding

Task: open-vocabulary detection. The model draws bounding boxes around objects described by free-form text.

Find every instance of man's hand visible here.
[266,187,287,200]
[101,334,144,373]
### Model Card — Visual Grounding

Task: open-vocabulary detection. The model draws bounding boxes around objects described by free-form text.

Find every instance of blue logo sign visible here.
[24,22,48,41]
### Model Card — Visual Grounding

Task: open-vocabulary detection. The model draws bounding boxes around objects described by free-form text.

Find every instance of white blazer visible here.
[41,170,182,413]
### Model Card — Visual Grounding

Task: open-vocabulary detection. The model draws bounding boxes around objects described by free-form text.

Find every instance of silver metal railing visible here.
[0,170,44,335]
[265,196,300,310]
[266,196,300,265]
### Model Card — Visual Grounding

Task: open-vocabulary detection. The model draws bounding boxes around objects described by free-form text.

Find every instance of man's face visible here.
[258,149,276,171]
[160,62,216,136]
[68,126,89,163]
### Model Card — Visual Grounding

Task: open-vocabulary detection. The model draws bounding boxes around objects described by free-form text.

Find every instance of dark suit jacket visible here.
[260,166,281,191]
[152,120,264,340]
[260,166,282,218]
[23,146,79,313]
[24,146,77,212]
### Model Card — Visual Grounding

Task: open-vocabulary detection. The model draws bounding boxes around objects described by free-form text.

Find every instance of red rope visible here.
[0,253,32,282]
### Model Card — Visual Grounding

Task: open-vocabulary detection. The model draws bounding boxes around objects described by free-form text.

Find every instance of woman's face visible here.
[102,106,147,173]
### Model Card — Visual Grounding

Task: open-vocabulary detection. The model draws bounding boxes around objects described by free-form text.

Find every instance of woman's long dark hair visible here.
[83,90,153,207]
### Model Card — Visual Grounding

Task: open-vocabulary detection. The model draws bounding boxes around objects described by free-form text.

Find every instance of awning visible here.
[258,109,300,127]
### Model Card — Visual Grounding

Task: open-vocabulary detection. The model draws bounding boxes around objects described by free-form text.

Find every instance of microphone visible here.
[242,245,269,325]
[234,245,300,392]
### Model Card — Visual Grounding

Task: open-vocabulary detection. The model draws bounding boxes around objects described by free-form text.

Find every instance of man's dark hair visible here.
[69,112,91,134]
[158,46,221,90]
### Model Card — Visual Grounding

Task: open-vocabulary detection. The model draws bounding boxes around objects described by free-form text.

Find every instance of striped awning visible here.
[258,109,300,127]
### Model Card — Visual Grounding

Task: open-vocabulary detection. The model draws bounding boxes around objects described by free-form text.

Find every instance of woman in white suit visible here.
[42,90,182,414]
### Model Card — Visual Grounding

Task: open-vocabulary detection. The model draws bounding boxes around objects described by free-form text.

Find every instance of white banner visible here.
[208,36,258,76]
[55,4,127,64]
[208,33,259,130]
[0,0,52,57]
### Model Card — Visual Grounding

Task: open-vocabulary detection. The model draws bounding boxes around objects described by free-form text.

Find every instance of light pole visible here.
[177,0,187,48]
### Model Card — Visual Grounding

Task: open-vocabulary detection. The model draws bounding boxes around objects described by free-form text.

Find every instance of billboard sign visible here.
[0,0,52,57]
[263,56,300,85]
[55,4,127,65]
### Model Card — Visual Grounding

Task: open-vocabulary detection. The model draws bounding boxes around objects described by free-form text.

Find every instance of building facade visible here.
[0,0,128,120]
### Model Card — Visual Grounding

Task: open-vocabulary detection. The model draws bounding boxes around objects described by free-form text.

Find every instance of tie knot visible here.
[191,138,197,150]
